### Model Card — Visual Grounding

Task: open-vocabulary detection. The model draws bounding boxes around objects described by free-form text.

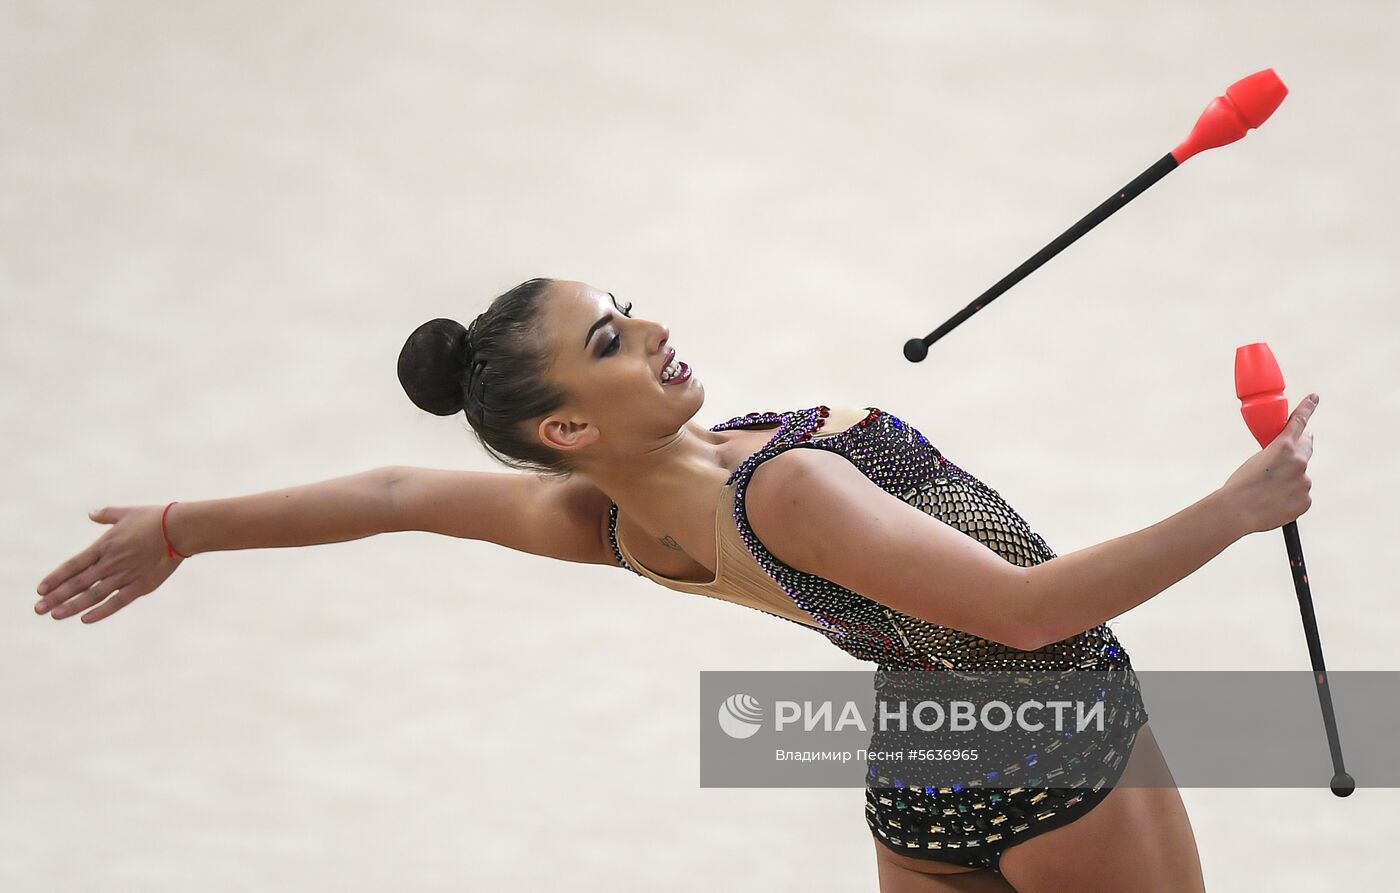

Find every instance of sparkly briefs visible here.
[864,664,1149,874]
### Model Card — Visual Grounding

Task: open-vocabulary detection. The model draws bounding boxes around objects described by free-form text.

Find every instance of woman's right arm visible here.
[166,466,400,555]
[36,465,614,624]
[162,465,610,560]
[35,467,402,623]
[747,394,1318,652]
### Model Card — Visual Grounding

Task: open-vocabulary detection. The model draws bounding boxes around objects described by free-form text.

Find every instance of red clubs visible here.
[907,69,1290,360]
[1234,342,1291,448]
[1173,69,1289,163]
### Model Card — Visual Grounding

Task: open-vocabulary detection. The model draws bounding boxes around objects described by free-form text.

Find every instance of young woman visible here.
[35,278,1318,892]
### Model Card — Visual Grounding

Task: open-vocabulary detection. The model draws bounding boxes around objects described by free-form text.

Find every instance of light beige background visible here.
[4,2,1397,890]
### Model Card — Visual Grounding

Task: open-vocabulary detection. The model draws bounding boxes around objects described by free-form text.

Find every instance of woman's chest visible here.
[614,426,781,583]
[616,513,717,582]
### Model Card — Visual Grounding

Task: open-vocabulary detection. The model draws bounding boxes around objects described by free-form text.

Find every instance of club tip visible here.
[1172,68,1289,163]
[903,338,929,363]
[1331,772,1355,797]
[1227,68,1289,128]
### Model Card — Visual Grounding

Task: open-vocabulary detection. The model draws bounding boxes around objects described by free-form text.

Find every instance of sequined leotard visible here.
[606,405,1148,875]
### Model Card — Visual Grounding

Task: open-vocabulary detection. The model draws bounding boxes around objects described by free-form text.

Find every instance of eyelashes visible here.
[609,292,634,318]
[603,296,634,356]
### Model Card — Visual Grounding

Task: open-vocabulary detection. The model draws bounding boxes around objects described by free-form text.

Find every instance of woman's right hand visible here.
[34,504,184,624]
[1220,393,1319,535]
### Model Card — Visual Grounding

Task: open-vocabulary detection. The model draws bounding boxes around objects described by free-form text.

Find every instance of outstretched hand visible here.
[34,505,183,624]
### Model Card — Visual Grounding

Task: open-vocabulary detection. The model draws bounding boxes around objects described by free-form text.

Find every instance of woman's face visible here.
[535,280,705,458]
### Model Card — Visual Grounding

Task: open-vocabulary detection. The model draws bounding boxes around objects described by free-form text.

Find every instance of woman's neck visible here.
[581,421,763,527]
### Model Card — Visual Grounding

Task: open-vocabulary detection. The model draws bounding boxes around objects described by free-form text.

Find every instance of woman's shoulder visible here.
[736,405,943,565]
[737,445,879,578]
[727,404,884,508]
[744,444,862,504]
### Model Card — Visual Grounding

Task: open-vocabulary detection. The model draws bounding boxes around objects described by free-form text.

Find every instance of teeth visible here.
[661,358,681,381]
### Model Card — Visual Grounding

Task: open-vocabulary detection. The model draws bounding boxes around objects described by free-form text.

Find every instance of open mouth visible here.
[660,348,691,386]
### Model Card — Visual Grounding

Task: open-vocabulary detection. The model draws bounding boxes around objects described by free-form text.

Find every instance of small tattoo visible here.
[658,535,683,551]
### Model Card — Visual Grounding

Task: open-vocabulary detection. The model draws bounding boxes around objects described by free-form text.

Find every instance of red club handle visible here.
[1234,342,1290,447]
[1173,69,1289,164]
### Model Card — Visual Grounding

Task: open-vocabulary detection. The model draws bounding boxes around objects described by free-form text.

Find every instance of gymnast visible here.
[34,277,1319,892]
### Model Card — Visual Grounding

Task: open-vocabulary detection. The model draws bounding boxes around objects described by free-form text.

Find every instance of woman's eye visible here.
[601,294,631,356]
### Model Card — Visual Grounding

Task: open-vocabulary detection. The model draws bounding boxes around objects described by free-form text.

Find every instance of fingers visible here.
[46,575,147,623]
[78,584,145,624]
[89,506,124,525]
[1288,393,1320,440]
[36,555,107,614]
[49,576,121,619]
[33,505,135,611]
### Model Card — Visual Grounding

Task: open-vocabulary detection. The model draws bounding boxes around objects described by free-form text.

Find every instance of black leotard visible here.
[610,405,1148,875]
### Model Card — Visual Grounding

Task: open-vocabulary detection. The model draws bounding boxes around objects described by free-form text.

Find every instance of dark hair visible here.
[397,277,573,476]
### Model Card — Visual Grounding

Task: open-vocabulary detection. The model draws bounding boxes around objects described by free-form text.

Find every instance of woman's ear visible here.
[538,416,599,455]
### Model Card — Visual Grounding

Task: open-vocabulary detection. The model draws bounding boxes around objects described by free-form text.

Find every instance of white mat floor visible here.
[5,2,1397,889]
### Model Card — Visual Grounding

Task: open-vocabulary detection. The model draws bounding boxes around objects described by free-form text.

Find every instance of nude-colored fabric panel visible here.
[613,407,874,630]
[618,486,829,629]
[714,487,832,627]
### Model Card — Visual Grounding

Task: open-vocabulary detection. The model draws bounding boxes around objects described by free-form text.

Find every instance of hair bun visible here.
[398,317,471,416]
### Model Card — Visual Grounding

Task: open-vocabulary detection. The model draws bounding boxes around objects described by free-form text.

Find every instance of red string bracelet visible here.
[162,500,190,560]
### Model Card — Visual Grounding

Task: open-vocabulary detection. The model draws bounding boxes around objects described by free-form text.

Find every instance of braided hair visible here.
[397,277,573,476]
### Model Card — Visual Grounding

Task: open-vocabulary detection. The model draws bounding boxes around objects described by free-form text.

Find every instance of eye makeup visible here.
[595,293,634,357]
